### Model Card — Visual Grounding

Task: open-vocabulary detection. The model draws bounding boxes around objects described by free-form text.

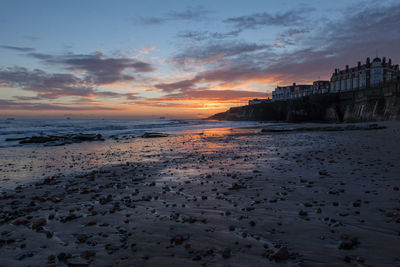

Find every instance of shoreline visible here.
[1,121,399,266]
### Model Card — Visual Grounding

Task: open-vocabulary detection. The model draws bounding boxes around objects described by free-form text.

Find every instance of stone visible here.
[32,218,46,230]
[222,248,231,258]
[298,210,308,216]
[273,247,290,261]
[141,132,168,138]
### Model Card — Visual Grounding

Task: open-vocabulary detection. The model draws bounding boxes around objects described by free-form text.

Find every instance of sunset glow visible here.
[1,0,399,118]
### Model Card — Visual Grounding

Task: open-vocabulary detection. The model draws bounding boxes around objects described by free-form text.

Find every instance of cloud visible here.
[23,35,40,41]
[177,30,241,42]
[28,52,155,85]
[0,45,35,52]
[130,89,268,111]
[155,78,198,92]
[223,9,310,32]
[0,67,139,100]
[0,99,117,111]
[171,41,271,67]
[163,89,267,101]
[136,6,211,25]
[161,2,400,94]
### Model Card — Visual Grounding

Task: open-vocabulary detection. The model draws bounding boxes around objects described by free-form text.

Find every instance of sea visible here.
[0,118,270,147]
[0,118,274,189]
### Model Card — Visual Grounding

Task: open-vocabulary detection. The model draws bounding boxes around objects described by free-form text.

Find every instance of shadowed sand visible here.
[0,122,399,266]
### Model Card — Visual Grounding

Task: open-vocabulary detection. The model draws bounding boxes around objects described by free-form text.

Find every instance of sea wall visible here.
[209,80,400,122]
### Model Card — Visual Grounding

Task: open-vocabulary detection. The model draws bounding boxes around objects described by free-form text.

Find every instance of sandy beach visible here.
[1,121,399,266]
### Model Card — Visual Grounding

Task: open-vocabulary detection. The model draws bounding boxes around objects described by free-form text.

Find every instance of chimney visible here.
[382,57,386,66]
[366,57,370,66]
[357,61,361,68]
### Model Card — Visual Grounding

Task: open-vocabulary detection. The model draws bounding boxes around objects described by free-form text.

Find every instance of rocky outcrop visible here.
[209,80,400,122]
[5,133,104,146]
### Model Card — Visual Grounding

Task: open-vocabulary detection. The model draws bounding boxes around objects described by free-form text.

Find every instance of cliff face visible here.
[209,80,400,122]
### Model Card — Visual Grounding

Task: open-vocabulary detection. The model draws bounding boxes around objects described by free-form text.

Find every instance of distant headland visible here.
[209,57,400,122]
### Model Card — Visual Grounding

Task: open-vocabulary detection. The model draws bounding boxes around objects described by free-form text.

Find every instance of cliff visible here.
[209,80,400,122]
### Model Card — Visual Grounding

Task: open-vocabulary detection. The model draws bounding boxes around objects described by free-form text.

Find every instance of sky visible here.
[0,0,399,119]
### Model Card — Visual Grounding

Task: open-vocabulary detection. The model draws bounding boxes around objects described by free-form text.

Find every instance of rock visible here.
[298,210,308,216]
[58,252,72,262]
[273,247,290,261]
[76,234,88,244]
[67,263,89,267]
[80,250,96,259]
[172,235,184,245]
[141,132,168,138]
[7,133,104,146]
[32,218,46,230]
[192,255,202,261]
[13,218,29,226]
[339,236,359,250]
[356,256,365,263]
[222,248,231,258]
[47,254,56,263]
[228,183,245,190]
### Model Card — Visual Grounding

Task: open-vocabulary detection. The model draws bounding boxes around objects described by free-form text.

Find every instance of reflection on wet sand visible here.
[0,122,399,266]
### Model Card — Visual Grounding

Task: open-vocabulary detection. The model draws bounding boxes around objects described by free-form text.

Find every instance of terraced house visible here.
[330,57,399,92]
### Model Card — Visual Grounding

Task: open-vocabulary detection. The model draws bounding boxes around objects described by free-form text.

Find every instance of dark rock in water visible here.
[141,132,168,138]
[6,133,104,146]
[273,247,289,261]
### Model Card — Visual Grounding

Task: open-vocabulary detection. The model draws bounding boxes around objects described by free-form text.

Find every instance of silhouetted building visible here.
[272,83,312,101]
[312,80,330,94]
[330,57,399,92]
[248,98,271,105]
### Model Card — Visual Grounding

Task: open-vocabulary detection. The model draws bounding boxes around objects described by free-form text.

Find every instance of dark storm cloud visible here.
[27,52,155,85]
[0,45,35,52]
[136,6,211,25]
[0,67,139,100]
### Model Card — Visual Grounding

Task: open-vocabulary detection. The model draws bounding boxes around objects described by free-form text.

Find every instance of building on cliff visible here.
[272,83,313,101]
[330,57,399,92]
[312,80,330,94]
[248,98,271,105]
[271,56,400,102]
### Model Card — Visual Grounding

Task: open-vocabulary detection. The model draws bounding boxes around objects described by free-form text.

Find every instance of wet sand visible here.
[0,122,399,266]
